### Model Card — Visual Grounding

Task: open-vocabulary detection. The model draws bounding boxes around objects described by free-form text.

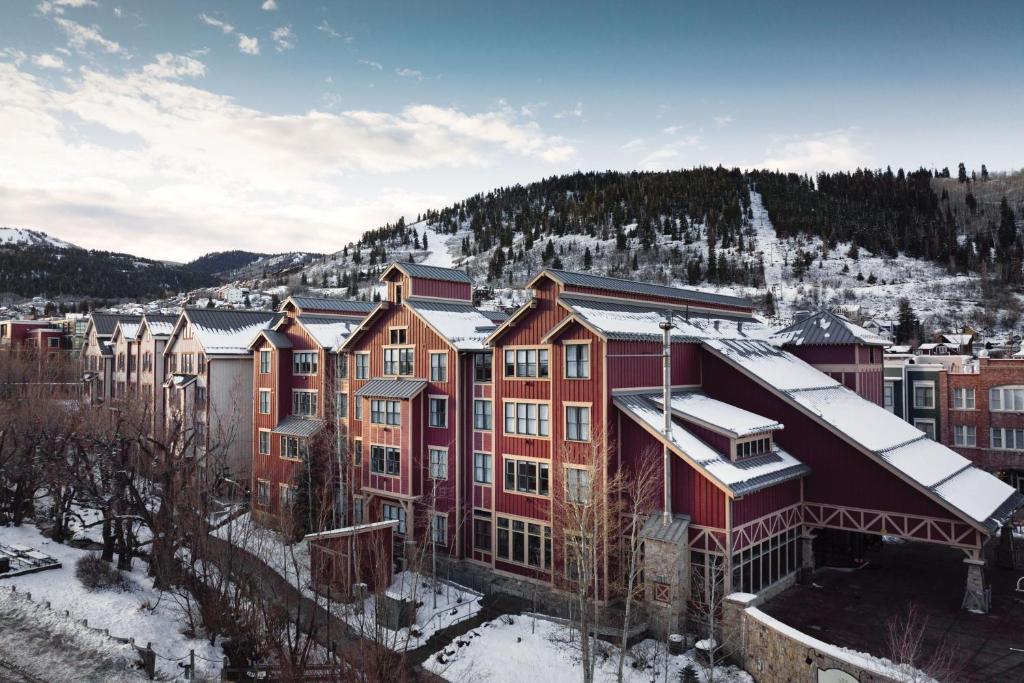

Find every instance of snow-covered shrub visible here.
[75,553,132,592]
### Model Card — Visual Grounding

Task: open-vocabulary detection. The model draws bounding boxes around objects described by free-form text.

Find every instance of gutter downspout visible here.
[660,312,673,525]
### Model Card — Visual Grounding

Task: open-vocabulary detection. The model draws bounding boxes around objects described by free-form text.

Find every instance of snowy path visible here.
[748,189,782,291]
[418,225,455,269]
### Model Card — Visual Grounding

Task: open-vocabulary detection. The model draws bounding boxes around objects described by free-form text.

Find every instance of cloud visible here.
[713,114,734,128]
[663,125,685,135]
[554,102,583,119]
[54,18,122,54]
[199,13,234,34]
[38,0,96,14]
[113,7,122,18]
[32,53,65,70]
[0,59,575,261]
[358,59,383,70]
[317,19,350,42]
[1,49,28,66]
[637,136,702,170]
[237,34,260,55]
[395,67,422,80]
[271,25,294,52]
[261,0,278,9]
[620,138,646,152]
[758,129,869,173]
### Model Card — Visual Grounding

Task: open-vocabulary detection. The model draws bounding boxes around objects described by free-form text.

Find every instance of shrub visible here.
[75,553,132,592]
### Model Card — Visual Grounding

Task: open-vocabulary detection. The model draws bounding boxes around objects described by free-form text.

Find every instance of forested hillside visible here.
[186,250,272,276]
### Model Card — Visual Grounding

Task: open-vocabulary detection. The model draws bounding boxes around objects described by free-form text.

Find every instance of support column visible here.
[962,558,989,614]
[642,515,689,639]
[798,528,816,584]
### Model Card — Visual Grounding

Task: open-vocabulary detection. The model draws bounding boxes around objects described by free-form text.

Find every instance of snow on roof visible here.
[887,345,912,354]
[141,314,177,338]
[184,309,280,355]
[917,342,940,350]
[614,393,809,496]
[297,315,362,351]
[407,298,499,350]
[89,314,142,337]
[942,334,973,346]
[770,310,890,347]
[116,322,140,340]
[651,391,782,437]
[386,261,472,284]
[544,268,753,309]
[705,337,1022,529]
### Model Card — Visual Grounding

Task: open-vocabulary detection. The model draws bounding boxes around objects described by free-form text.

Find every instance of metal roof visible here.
[90,313,142,337]
[185,308,280,330]
[640,513,690,545]
[545,269,752,309]
[557,295,762,342]
[387,261,472,284]
[770,310,889,347]
[140,314,178,338]
[256,329,293,349]
[354,378,428,399]
[273,415,325,438]
[479,309,511,323]
[287,296,377,314]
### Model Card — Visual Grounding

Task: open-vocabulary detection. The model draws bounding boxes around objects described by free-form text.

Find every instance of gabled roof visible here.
[177,308,281,356]
[273,415,325,438]
[405,297,501,350]
[111,321,140,344]
[652,391,782,438]
[941,333,974,346]
[89,313,141,338]
[354,378,428,399]
[284,296,377,316]
[702,337,1023,532]
[295,314,363,352]
[537,269,753,310]
[614,392,809,497]
[139,314,178,339]
[250,329,293,350]
[381,261,472,284]
[770,310,890,347]
[164,373,197,389]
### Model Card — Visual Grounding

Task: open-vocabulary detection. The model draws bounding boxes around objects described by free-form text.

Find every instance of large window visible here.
[474,352,493,382]
[883,382,894,412]
[565,466,590,504]
[431,514,447,545]
[371,399,400,425]
[258,389,271,415]
[384,347,414,376]
[913,382,935,409]
[382,503,406,534]
[259,350,271,374]
[496,517,551,570]
[430,353,448,382]
[429,397,448,428]
[429,448,448,480]
[355,353,369,379]
[292,390,318,417]
[281,436,306,460]
[474,452,492,484]
[990,386,1024,412]
[504,348,549,379]
[953,424,976,447]
[474,400,493,430]
[953,388,976,410]
[991,427,1024,451]
[729,527,799,595]
[371,445,401,476]
[293,351,318,375]
[565,343,590,379]
[503,458,550,496]
[504,401,550,437]
[565,405,591,442]
[473,510,492,551]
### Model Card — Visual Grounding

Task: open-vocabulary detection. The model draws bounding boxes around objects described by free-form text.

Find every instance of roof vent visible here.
[794,310,811,323]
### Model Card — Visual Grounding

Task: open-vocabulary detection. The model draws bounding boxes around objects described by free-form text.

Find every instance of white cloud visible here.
[0,60,575,261]
[758,129,869,173]
[271,25,294,52]
[358,59,383,70]
[395,67,422,81]
[620,138,646,152]
[1,49,28,66]
[713,114,734,128]
[317,19,350,42]
[31,53,65,70]
[261,0,278,9]
[113,7,122,18]
[54,17,122,54]
[199,13,234,34]
[38,0,95,14]
[55,0,97,6]
[554,102,583,119]
[237,34,260,55]
[663,125,685,135]
[637,136,702,170]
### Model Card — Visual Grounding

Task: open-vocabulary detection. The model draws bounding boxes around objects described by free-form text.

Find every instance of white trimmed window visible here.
[384,347,414,376]
[429,397,448,428]
[371,445,401,476]
[565,343,590,379]
[953,424,976,447]
[473,452,492,484]
[371,399,400,425]
[566,405,591,442]
[335,392,348,418]
[504,401,550,437]
[431,514,447,545]
[504,348,549,378]
[335,354,347,379]
[566,467,590,504]
[354,398,362,421]
[429,448,448,480]
[503,458,550,496]
[430,353,448,382]
[991,427,1024,450]
[474,352,493,382]
[913,382,935,409]
[256,480,270,506]
[474,399,493,430]
[293,351,317,375]
[883,382,894,412]
[952,388,975,410]
[258,389,271,415]
[382,503,406,534]
[292,390,318,417]
[258,430,271,455]
[352,497,364,524]
[990,386,1024,412]
[280,484,297,509]
[282,436,305,460]
[355,353,369,379]
[259,350,271,374]
[914,419,936,440]
[496,517,551,569]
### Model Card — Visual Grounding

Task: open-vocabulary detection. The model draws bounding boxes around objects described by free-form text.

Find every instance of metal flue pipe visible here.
[660,311,673,525]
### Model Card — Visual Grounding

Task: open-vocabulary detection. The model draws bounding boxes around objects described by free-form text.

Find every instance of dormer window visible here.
[734,435,772,460]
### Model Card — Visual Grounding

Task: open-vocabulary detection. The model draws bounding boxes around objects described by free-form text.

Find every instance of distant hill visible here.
[0,227,77,249]
[186,250,273,276]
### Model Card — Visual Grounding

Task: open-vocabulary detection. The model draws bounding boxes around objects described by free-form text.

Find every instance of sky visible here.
[1,1,1022,262]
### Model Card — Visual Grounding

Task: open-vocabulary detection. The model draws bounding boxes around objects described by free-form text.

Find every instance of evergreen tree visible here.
[582,247,593,270]
[896,298,920,344]
[270,294,280,311]
[957,162,968,183]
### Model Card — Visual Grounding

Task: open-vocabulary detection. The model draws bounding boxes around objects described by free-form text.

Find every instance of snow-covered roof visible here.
[651,391,782,438]
[704,337,1023,530]
[384,261,472,284]
[614,392,809,496]
[297,315,363,351]
[181,308,281,356]
[541,268,753,310]
[285,296,377,315]
[770,310,889,347]
[407,298,501,350]
[140,314,177,338]
[114,322,140,341]
[89,313,141,338]
[941,334,973,346]
[887,345,912,354]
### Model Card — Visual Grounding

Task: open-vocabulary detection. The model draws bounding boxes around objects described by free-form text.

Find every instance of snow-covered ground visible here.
[0,524,222,680]
[425,614,752,683]
[417,225,457,269]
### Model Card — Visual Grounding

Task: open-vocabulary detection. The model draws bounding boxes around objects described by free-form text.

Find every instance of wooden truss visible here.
[732,503,802,552]
[802,502,982,551]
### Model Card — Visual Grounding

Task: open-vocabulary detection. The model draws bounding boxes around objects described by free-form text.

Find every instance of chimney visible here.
[659,311,674,525]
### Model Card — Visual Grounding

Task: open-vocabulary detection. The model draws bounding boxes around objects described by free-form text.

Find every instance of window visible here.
[429,448,448,480]
[353,439,362,466]
[352,497,364,524]
[196,386,207,410]
[504,401,550,437]
[883,383,894,412]
[953,424,976,447]
[429,397,448,428]
[354,398,362,421]
[473,510,492,551]
[566,405,591,442]
[197,355,206,374]
[293,351,318,375]
[395,285,403,305]
[355,353,369,379]
[389,328,407,345]
[280,484,297,509]
[504,348,549,378]
[431,514,447,545]
[503,458,550,496]
[736,437,772,459]
[282,436,305,460]
[256,480,270,506]
[258,389,271,415]
[430,353,448,382]
[912,382,935,409]
[496,517,551,569]
[47,336,60,349]
[474,452,492,484]
[384,347,414,376]
[565,467,590,504]
[474,352,492,382]
[258,430,270,455]
[335,354,348,379]
[953,388,975,410]
[991,427,1024,450]
[565,343,590,379]
[990,386,1024,412]
[335,392,348,418]
[474,400,493,430]
[914,419,936,440]
[292,390,318,417]
[382,503,406,534]
[371,399,400,425]
[730,527,799,595]
[370,445,401,476]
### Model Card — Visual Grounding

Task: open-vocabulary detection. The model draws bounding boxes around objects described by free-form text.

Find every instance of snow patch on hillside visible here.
[0,227,75,249]
[418,225,456,269]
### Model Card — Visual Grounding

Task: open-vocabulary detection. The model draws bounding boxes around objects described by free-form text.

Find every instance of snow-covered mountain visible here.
[0,227,77,249]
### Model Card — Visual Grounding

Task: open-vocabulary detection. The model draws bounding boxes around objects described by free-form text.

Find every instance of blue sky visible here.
[1,1,1021,261]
